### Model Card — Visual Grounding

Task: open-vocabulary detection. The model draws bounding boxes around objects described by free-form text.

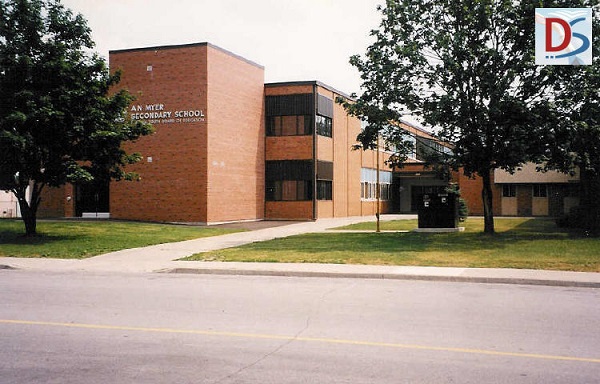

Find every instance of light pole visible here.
[376,135,381,233]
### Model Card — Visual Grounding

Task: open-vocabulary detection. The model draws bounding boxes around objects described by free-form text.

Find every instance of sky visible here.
[60,0,384,96]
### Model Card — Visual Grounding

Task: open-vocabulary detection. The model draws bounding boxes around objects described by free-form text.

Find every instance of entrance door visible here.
[76,180,110,217]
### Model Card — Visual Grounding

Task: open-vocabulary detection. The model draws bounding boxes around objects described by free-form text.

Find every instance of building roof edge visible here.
[109,42,264,69]
[265,80,355,100]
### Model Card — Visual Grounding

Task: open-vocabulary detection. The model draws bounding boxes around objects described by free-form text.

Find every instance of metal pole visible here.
[376,135,381,233]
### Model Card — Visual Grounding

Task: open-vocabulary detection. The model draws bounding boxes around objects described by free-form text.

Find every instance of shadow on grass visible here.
[238,221,572,255]
[0,230,81,246]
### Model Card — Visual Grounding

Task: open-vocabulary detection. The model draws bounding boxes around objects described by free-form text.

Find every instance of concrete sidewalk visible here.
[2,214,600,288]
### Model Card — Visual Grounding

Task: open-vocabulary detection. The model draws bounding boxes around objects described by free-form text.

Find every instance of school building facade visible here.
[33,42,579,223]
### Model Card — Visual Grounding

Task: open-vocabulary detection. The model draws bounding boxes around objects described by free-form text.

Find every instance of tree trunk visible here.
[579,169,600,235]
[481,169,495,234]
[18,199,37,236]
[13,182,43,236]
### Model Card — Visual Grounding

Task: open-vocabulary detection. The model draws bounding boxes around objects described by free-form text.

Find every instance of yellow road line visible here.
[1,319,599,364]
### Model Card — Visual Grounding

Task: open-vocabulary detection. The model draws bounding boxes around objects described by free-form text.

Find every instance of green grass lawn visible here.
[0,220,242,259]
[184,218,600,272]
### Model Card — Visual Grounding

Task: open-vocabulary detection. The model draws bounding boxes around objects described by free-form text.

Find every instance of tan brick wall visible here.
[317,200,334,218]
[346,116,363,216]
[333,103,350,217]
[317,136,334,161]
[206,45,265,223]
[316,86,334,100]
[361,200,392,216]
[264,82,394,220]
[37,184,75,218]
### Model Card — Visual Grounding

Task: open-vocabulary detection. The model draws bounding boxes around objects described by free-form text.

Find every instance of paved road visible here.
[1,270,599,383]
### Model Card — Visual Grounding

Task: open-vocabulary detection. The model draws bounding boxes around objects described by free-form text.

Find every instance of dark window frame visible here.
[533,184,548,198]
[266,115,313,136]
[502,184,517,198]
[316,115,332,138]
[265,160,314,201]
[317,180,333,200]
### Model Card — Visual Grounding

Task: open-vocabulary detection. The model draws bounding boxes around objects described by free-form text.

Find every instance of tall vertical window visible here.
[317,180,332,200]
[317,161,333,200]
[316,115,332,137]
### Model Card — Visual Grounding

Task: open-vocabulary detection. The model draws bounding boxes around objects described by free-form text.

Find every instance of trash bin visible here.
[418,192,459,229]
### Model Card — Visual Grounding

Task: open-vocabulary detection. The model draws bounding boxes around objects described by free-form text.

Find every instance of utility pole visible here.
[376,135,381,233]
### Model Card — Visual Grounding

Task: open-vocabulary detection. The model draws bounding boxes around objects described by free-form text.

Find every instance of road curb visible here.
[162,268,600,288]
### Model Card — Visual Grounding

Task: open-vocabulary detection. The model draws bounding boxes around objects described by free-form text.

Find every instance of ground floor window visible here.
[360,168,392,201]
[317,180,332,200]
[533,184,548,198]
[266,160,313,201]
[502,184,517,198]
[266,180,312,201]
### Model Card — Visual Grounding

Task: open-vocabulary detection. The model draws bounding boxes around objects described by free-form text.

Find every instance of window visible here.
[317,180,332,200]
[266,160,313,201]
[267,115,312,136]
[316,115,332,137]
[502,184,516,198]
[360,168,392,201]
[266,180,312,201]
[533,184,547,198]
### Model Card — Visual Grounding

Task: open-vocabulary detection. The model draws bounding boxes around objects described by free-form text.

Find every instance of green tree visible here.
[343,0,552,234]
[0,0,152,235]
[541,1,599,234]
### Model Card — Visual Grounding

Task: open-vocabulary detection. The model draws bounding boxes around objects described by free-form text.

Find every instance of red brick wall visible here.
[108,44,265,223]
[266,136,313,160]
[206,45,265,223]
[109,44,210,222]
[38,184,75,218]
[265,85,313,96]
[265,201,313,220]
[455,170,502,216]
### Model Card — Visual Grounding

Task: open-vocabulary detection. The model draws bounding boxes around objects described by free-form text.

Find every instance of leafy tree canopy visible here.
[342,0,559,233]
[541,1,599,233]
[0,0,152,235]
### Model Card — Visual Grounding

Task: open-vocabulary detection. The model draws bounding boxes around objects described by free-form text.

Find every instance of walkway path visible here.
[2,214,600,288]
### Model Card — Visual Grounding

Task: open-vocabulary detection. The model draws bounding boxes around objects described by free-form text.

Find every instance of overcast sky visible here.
[60,0,384,96]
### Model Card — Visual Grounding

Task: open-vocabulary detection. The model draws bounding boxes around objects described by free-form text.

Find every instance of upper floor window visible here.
[267,115,312,136]
[316,115,332,137]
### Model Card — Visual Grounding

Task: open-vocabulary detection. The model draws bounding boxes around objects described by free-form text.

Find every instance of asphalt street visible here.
[1,269,599,383]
